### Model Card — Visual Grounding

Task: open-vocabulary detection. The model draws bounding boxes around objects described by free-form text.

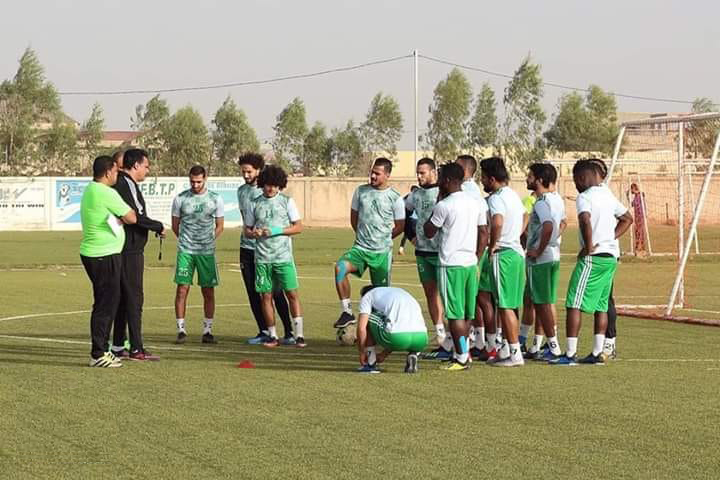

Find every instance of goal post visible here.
[607,112,720,321]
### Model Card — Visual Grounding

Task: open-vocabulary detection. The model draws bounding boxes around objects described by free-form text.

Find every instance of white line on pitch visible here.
[0,334,350,358]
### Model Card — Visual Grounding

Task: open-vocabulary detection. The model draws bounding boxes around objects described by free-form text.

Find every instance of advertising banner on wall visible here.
[0,178,51,230]
[49,176,244,230]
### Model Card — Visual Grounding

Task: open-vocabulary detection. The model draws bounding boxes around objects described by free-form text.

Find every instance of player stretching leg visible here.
[424,163,486,371]
[244,165,306,348]
[480,157,528,367]
[333,158,405,330]
[356,286,429,374]
[551,160,632,365]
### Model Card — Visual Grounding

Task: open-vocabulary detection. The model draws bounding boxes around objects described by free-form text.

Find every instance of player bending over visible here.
[356,286,429,374]
[551,160,632,365]
[333,158,405,330]
[244,165,306,348]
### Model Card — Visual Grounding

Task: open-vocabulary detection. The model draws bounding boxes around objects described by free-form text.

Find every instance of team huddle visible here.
[79,149,632,372]
[330,154,632,373]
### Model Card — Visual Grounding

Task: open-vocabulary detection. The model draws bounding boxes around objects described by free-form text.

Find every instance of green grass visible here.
[1,229,719,479]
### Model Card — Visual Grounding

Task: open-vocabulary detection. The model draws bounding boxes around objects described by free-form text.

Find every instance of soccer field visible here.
[1,228,718,479]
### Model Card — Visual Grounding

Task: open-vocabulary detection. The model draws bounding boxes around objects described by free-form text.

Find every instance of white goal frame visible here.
[607,112,720,317]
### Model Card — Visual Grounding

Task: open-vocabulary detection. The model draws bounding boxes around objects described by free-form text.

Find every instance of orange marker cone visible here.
[237,360,255,369]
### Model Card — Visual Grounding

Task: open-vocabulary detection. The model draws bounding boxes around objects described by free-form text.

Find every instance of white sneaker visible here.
[490,356,524,367]
[89,352,123,368]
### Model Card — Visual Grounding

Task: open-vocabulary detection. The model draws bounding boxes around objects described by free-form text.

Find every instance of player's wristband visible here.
[270,226,284,236]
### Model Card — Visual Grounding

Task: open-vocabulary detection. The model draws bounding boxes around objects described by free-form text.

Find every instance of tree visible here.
[211,96,259,176]
[38,114,78,174]
[303,122,330,176]
[501,55,546,167]
[424,68,473,161]
[132,94,170,165]
[544,86,619,155]
[161,106,211,176]
[272,97,308,172]
[467,82,498,155]
[80,103,105,171]
[687,97,720,158]
[360,92,403,158]
[328,120,363,176]
[0,48,62,172]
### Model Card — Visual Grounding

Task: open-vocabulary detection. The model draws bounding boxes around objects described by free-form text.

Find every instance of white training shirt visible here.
[576,185,628,258]
[358,287,426,334]
[430,190,487,267]
[461,179,483,201]
[487,186,526,257]
[528,191,566,264]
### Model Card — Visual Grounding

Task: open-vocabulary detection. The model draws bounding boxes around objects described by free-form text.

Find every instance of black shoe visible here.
[404,353,419,373]
[578,353,605,365]
[175,331,187,344]
[333,312,356,329]
[201,332,218,344]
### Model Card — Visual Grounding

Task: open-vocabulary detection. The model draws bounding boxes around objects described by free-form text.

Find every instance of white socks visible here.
[530,334,544,354]
[547,336,562,355]
[202,318,213,335]
[341,299,352,315]
[566,337,578,357]
[486,332,496,351]
[268,325,278,339]
[509,342,523,361]
[293,317,304,338]
[435,324,446,344]
[366,346,377,365]
[592,334,606,356]
[177,318,186,333]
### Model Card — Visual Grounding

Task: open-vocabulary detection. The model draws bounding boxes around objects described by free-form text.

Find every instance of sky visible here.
[2,0,718,149]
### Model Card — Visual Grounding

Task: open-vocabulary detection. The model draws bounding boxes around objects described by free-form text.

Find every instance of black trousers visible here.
[81,254,122,359]
[112,252,145,351]
[239,248,293,336]
[606,284,617,339]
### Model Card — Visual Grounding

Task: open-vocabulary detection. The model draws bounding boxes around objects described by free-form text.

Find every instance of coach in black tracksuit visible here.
[111,148,165,359]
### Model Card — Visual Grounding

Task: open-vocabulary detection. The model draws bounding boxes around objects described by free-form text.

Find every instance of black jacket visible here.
[113,171,164,254]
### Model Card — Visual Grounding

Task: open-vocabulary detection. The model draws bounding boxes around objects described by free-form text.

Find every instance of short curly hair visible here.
[257,164,288,189]
[238,152,265,170]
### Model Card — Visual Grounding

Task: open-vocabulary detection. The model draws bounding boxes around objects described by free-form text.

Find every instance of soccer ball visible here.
[336,324,357,346]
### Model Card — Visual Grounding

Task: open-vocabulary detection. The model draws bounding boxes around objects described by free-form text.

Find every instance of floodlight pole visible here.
[413,49,419,166]
[606,125,626,185]
[666,130,720,315]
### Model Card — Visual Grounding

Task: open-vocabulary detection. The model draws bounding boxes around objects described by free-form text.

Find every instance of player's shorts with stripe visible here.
[369,312,428,352]
[174,252,219,287]
[255,261,299,293]
[416,253,439,285]
[438,264,478,321]
[490,249,525,309]
[339,246,391,286]
[478,250,493,293]
[565,254,617,313]
[527,260,560,305]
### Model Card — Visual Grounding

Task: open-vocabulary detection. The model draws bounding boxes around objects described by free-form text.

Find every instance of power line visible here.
[58,54,413,96]
[419,54,714,107]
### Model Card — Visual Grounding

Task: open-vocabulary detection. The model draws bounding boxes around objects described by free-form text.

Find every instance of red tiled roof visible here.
[102,131,142,142]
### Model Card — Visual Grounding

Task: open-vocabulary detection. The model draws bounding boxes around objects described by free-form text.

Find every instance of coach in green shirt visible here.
[80,156,137,368]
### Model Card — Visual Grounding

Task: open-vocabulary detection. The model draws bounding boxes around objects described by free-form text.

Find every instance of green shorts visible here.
[566,255,617,313]
[255,262,299,293]
[490,249,526,309]
[339,246,391,286]
[438,264,478,321]
[369,312,428,352]
[174,252,219,287]
[527,261,560,305]
[416,254,439,285]
[477,250,493,293]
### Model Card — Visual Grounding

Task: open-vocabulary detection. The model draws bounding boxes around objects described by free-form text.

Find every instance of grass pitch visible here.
[0,228,718,479]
